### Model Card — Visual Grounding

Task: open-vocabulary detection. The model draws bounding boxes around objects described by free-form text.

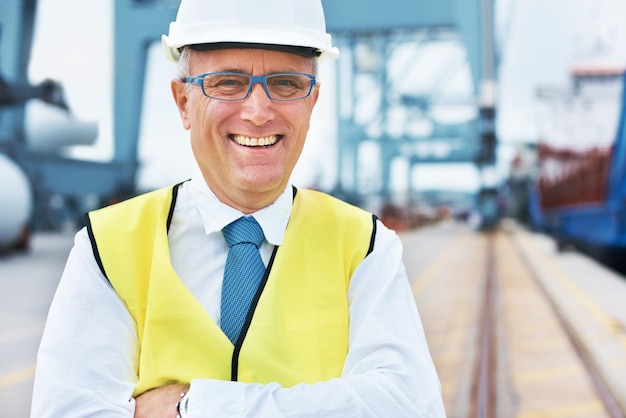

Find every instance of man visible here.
[31,0,446,416]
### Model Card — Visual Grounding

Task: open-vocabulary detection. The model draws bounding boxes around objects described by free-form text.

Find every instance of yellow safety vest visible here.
[87,184,375,396]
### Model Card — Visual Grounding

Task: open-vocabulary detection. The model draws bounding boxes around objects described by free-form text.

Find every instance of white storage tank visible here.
[0,154,33,251]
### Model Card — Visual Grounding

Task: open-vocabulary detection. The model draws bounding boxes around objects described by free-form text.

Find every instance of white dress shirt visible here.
[32,173,446,418]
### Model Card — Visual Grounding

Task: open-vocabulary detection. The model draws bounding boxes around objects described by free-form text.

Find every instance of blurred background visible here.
[2,0,626,417]
[3,0,626,250]
[1,0,625,245]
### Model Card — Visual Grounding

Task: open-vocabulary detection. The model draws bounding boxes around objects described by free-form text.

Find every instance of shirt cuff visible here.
[188,379,246,418]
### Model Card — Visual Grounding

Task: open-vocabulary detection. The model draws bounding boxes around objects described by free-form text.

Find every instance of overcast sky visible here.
[26,0,626,193]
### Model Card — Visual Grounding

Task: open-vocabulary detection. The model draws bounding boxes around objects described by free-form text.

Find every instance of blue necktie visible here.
[220,216,266,344]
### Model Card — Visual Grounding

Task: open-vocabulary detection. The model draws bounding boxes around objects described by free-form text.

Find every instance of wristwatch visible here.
[176,391,190,418]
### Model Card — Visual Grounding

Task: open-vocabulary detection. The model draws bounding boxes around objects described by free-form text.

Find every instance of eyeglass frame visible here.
[182,72,317,101]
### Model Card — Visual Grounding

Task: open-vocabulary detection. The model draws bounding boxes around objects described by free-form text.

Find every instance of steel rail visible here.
[471,232,496,418]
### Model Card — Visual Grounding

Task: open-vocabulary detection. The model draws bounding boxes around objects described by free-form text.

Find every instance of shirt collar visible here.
[188,171,292,246]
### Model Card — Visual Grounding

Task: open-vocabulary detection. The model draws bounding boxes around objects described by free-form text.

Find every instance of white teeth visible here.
[233,135,278,147]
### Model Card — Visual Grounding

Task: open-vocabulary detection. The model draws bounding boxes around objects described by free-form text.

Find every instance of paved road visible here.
[0,231,75,418]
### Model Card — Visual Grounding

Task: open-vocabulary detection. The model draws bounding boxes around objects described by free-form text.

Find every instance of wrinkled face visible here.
[171,48,319,213]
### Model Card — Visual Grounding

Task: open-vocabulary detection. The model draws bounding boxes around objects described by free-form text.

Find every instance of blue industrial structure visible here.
[0,0,498,231]
[326,0,497,202]
[0,0,134,230]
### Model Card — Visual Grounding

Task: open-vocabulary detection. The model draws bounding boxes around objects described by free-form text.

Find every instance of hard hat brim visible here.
[189,42,322,58]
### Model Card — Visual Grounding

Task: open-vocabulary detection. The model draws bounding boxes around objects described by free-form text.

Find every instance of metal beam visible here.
[113,0,178,180]
[0,0,38,143]
[0,0,37,78]
[323,0,459,32]
[322,0,486,89]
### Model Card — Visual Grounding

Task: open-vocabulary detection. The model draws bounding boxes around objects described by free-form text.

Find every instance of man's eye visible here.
[274,79,293,86]
[217,79,244,86]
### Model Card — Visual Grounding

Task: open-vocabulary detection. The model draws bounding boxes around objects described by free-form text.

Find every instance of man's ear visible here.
[309,82,321,109]
[171,79,191,130]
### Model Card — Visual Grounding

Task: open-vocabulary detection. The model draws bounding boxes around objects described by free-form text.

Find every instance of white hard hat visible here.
[162,0,340,63]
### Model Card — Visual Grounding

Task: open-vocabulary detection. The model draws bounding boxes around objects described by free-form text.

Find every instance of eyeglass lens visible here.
[201,73,312,100]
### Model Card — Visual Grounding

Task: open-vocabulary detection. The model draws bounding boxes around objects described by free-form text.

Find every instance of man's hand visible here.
[134,383,190,418]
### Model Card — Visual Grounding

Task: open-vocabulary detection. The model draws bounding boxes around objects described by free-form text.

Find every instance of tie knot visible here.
[222,216,265,249]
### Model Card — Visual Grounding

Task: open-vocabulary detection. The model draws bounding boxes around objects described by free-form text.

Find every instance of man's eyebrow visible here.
[209,67,308,75]
[214,68,247,73]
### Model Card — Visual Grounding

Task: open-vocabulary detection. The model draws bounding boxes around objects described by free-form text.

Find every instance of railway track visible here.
[406,222,626,418]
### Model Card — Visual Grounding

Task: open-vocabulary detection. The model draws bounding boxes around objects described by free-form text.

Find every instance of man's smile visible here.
[230,134,280,147]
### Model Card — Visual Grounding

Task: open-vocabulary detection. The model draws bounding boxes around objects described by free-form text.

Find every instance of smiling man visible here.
[173,48,319,214]
[31,1,446,417]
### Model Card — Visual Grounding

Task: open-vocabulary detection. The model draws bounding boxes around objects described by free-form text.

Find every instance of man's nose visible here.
[240,82,275,125]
